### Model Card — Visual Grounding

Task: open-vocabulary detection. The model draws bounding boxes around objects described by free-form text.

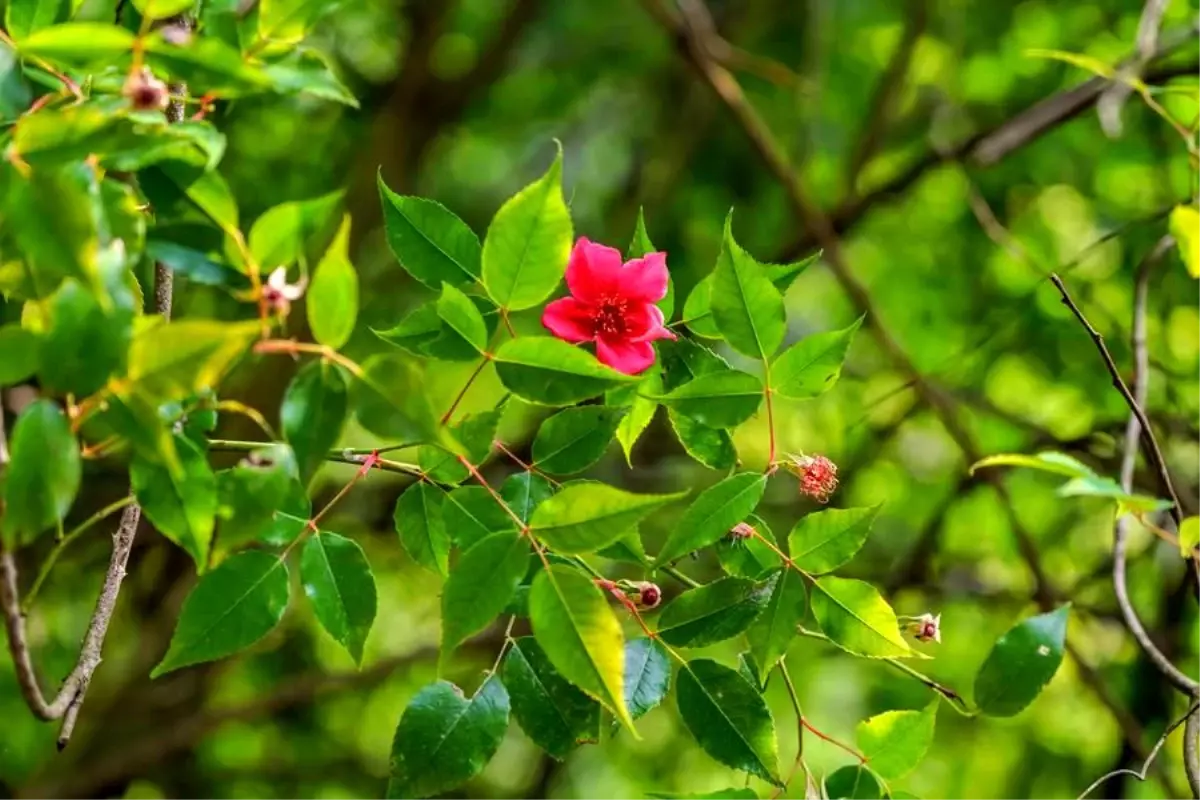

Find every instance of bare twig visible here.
[1108,238,1199,698]
[1049,271,1184,527]
[1186,703,1200,798]
[1097,0,1170,137]
[845,0,927,191]
[1077,702,1199,798]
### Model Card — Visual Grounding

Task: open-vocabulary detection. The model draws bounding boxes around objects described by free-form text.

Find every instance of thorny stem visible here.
[441,356,491,425]
[22,496,135,614]
[797,626,973,714]
[253,339,365,379]
[494,440,561,487]
[206,439,421,477]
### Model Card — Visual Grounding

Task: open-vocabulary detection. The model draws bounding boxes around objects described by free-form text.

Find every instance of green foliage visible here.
[676,659,783,786]
[528,565,632,729]
[657,473,767,565]
[771,316,862,399]
[300,532,376,664]
[788,505,880,574]
[502,636,600,759]
[810,577,912,658]
[656,368,763,428]
[153,550,290,677]
[529,481,685,554]
[307,216,358,350]
[2,399,80,547]
[531,405,625,475]
[856,702,937,781]
[281,360,348,483]
[387,677,510,799]
[131,434,216,570]
[974,606,1069,717]
[393,481,450,576]
[745,567,806,681]
[623,637,671,719]
[711,214,786,358]
[494,336,636,405]
[656,576,773,647]
[972,451,1172,517]
[440,530,528,664]
[379,177,481,287]
[481,148,572,311]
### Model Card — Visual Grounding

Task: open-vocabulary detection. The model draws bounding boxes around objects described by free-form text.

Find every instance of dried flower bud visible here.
[262,267,307,316]
[788,453,839,503]
[634,581,661,609]
[122,68,169,112]
[729,522,756,541]
[905,612,941,644]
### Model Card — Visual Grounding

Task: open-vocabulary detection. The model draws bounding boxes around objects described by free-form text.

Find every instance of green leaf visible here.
[1180,516,1199,559]
[301,531,376,664]
[131,434,216,571]
[436,282,488,355]
[5,0,67,41]
[969,451,1095,479]
[441,530,529,664]
[378,178,481,287]
[352,353,439,442]
[2,162,101,299]
[132,0,194,21]
[647,790,758,799]
[215,443,298,552]
[596,528,649,566]
[143,34,272,96]
[656,368,763,429]
[624,637,671,720]
[529,565,632,729]
[443,486,517,550]
[127,318,259,402]
[1170,205,1199,279]
[711,214,786,358]
[788,506,880,574]
[746,568,807,681]
[771,317,863,399]
[682,275,722,338]
[676,659,782,786]
[152,163,240,237]
[307,215,357,350]
[18,22,135,65]
[493,336,637,406]
[248,191,341,270]
[481,148,573,311]
[1,400,80,547]
[394,482,450,576]
[656,473,767,565]
[152,550,289,677]
[824,766,883,799]
[256,0,334,46]
[810,577,912,659]
[717,515,781,579]
[281,360,347,484]
[657,576,773,647]
[37,272,132,396]
[974,605,1069,717]
[147,239,248,291]
[264,48,359,107]
[658,337,729,391]
[1057,474,1172,515]
[668,411,736,470]
[530,481,686,554]
[374,294,499,363]
[502,636,601,759]
[856,702,937,781]
[387,677,510,800]
[607,367,661,466]
[260,479,310,548]
[627,208,674,319]
[0,325,39,385]
[531,406,625,475]
[501,471,556,525]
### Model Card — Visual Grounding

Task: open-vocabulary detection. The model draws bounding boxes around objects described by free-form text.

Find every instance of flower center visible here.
[592,295,629,337]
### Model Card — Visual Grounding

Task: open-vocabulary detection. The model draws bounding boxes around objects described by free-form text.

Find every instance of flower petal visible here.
[632,304,676,342]
[619,252,669,303]
[596,337,656,375]
[566,237,624,303]
[542,297,595,343]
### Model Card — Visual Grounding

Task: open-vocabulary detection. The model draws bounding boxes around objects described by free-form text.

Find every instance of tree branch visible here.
[1049,270,1185,528]
[1097,0,1170,138]
[1077,702,1199,799]
[1110,238,1198,696]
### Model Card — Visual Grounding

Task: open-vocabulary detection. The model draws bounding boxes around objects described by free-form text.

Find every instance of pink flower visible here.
[542,238,676,375]
[905,612,942,644]
[787,453,839,503]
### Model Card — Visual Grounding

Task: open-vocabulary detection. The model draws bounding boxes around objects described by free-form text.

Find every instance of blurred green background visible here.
[3,0,1199,797]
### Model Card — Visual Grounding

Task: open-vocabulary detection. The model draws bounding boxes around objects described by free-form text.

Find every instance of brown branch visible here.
[1077,702,1200,799]
[1049,271,1184,527]
[1097,0,1170,138]
[844,0,927,192]
[1186,703,1200,798]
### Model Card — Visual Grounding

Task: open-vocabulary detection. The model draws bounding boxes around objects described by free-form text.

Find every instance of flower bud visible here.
[634,581,661,609]
[905,612,941,644]
[729,521,755,541]
[122,68,169,112]
[262,266,307,316]
[788,453,839,503]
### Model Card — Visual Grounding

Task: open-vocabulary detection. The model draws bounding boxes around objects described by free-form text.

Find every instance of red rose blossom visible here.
[542,237,676,375]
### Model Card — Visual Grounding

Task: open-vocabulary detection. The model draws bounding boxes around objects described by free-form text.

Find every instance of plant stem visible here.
[206,439,421,477]
[441,357,491,425]
[22,496,135,614]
